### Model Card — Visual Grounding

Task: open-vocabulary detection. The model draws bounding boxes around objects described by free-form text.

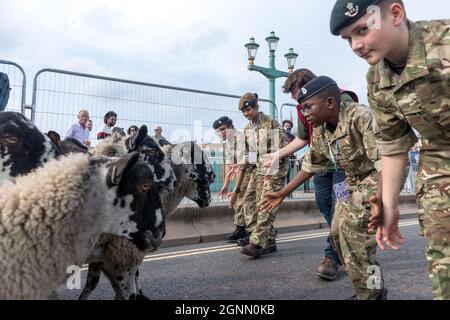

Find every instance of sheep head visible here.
[99,151,166,253]
[47,130,89,155]
[0,111,61,183]
[125,125,176,192]
[169,141,215,208]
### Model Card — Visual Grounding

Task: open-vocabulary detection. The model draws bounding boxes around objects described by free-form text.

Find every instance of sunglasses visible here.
[299,98,325,116]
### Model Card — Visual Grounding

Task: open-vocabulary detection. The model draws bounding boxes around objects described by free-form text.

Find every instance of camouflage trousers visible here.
[416,151,450,300]
[249,167,287,247]
[331,171,386,300]
[233,166,257,231]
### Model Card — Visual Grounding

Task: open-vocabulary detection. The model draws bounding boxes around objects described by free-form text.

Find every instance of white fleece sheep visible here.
[79,142,215,300]
[91,132,127,158]
[0,152,160,300]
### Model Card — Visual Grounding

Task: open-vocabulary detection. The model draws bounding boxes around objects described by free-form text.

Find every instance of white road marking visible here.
[79,219,419,271]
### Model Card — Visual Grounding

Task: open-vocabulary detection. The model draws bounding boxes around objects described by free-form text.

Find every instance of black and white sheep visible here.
[0,151,166,299]
[78,140,215,300]
[0,112,61,184]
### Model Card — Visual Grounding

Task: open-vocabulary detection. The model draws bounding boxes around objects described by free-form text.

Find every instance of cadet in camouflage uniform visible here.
[230,92,289,258]
[262,76,387,299]
[331,0,450,299]
[213,116,256,243]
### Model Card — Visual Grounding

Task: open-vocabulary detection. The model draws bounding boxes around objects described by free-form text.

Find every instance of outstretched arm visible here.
[264,137,308,168]
[228,165,247,208]
[260,170,314,213]
[376,154,408,251]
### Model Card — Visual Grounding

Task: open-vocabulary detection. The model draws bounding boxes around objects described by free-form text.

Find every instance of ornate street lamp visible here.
[245,32,298,118]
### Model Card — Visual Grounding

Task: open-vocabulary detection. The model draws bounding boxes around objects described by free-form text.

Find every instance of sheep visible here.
[78,140,215,300]
[91,130,127,157]
[0,112,61,184]
[0,151,166,299]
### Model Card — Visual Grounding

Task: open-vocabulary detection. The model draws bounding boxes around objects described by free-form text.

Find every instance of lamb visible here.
[0,151,166,299]
[78,140,215,300]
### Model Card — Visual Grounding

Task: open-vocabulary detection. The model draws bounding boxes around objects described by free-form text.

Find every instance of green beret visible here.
[330,0,382,36]
[238,92,258,111]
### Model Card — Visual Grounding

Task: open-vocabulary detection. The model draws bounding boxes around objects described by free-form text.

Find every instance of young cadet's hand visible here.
[226,165,240,180]
[228,192,238,209]
[218,187,228,199]
[263,152,279,169]
[368,195,382,232]
[375,207,404,251]
[260,191,285,213]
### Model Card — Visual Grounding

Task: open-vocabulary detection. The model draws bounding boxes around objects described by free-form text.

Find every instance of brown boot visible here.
[262,239,277,255]
[241,244,262,258]
[316,256,339,280]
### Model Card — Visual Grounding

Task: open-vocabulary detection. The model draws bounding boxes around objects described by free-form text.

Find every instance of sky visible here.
[1,0,449,143]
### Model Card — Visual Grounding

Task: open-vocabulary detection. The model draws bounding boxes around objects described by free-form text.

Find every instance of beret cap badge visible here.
[345,2,359,17]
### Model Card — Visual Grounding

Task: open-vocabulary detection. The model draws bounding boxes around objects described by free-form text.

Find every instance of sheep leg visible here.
[103,267,140,300]
[78,262,102,300]
[134,268,150,300]
[118,267,140,300]
[99,268,125,300]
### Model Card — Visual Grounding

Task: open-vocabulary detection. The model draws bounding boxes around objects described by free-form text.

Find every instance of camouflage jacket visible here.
[223,130,250,166]
[302,102,381,180]
[367,20,450,155]
[244,112,289,175]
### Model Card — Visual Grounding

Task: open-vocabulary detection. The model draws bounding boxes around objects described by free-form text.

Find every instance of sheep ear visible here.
[127,125,148,152]
[107,151,140,186]
[47,131,61,145]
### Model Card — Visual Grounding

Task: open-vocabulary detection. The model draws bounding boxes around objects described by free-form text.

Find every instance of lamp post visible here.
[245,31,298,118]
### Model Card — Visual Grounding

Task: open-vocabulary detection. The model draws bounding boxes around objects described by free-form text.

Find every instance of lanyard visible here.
[327,137,339,172]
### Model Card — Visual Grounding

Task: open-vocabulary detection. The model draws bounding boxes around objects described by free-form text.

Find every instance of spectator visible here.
[127,125,138,136]
[409,143,420,172]
[153,125,171,146]
[64,109,91,147]
[97,111,117,140]
[0,72,10,112]
[405,143,420,193]
[87,120,93,132]
[282,119,296,142]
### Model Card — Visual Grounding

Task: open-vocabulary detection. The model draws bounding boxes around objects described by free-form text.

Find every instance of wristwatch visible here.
[233,187,241,194]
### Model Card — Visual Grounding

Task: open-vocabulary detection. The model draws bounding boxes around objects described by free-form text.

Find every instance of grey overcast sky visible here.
[1,0,449,112]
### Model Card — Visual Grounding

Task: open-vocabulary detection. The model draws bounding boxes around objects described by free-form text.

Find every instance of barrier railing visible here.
[0,60,27,115]
[31,68,277,148]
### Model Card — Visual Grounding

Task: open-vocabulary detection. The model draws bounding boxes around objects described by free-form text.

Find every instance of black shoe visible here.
[241,244,262,258]
[262,240,277,255]
[375,288,388,300]
[237,236,250,247]
[225,226,248,242]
